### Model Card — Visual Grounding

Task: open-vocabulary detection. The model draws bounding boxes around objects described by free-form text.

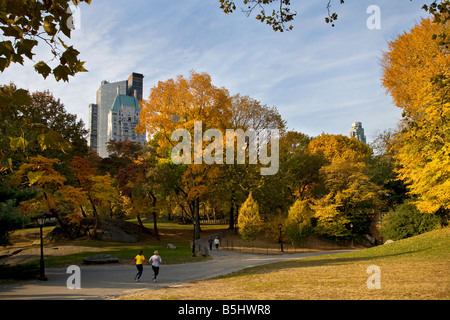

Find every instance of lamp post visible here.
[37,215,47,281]
[192,219,196,257]
[278,223,284,253]
[350,223,354,248]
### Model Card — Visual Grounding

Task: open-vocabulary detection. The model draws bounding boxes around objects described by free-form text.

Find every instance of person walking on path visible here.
[214,236,220,250]
[208,236,213,251]
[133,250,146,282]
[149,250,162,282]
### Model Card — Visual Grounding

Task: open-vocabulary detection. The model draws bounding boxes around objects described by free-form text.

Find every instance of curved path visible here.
[0,237,353,300]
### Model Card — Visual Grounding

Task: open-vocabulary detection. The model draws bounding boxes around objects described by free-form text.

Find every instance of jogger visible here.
[133,250,146,282]
[149,251,162,282]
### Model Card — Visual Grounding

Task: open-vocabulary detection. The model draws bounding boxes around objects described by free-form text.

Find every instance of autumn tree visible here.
[137,71,232,239]
[285,199,314,245]
[369,129,409,209]
[237,192,262,241]
[278,131,325,201]
[0,85,88,240]
[215,94,286,227]
[70,156,118,238]
[382,17,450,214]
[116,152,166,240]
[29,90,88,157]
[13,156,86,239]
[0,84,83,173]
[308,133,381,238]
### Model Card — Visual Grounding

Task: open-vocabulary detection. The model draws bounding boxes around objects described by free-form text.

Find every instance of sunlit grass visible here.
[120,227,450,300]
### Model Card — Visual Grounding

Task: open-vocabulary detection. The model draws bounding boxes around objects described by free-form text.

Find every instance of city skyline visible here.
[0,1,428,144]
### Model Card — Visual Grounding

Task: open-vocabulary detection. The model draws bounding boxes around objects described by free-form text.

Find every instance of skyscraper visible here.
[87,73,146,158]
[88,103,99,151]
[127,72,144,101]
[107,90,146,147]
[349,122,366,144]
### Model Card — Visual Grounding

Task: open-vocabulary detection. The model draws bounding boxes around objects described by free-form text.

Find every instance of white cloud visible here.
[0,0,428,144]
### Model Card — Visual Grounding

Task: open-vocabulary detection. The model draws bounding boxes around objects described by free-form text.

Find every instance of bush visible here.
[381,202,442,241]
[0,200,28,246]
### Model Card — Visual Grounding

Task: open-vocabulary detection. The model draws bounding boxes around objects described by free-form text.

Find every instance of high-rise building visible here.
[349,122,366,144]
[88,103,99,151]
[107,91,146,146]
[87,73,146,158]
[127,72,144,101]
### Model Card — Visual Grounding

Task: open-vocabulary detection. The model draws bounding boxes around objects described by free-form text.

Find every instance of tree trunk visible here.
[44,191,73,239]
[88,195,99,239]
[194,197,200,240]
[79,205,87,218]
[152,212,160,240]
[136,214,144,229]
[228,190,235,229]
[149,192,160,240]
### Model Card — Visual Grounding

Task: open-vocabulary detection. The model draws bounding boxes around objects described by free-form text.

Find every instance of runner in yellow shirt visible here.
[133,250,146,282]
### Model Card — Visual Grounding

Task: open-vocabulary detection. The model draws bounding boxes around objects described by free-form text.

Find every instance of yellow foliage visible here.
[382,18,450,213]
[238,192,262,241]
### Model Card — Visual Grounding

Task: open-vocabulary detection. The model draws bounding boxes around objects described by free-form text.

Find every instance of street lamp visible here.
[192,219,196,257]
[36,215,48,281]
[278,223,284,253]
[350,223,354,248]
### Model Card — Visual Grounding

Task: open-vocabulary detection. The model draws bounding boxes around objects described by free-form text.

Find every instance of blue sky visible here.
[0,0,428,143]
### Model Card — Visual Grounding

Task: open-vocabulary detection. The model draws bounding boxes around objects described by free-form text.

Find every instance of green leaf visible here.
[0,57,10,72]
[62,46,81,67]
[12,89,32,105]
[0,25,23,38]
[16,39,38,60]
[43,16,57,36]
[27,171,45,186]
[53,65,71,82]
[0,41,14,58]
[34,61,52,79]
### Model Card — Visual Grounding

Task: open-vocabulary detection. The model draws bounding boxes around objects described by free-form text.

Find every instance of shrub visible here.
[381,202,442,241]
[238,192,262,242]
[0,200,27,246]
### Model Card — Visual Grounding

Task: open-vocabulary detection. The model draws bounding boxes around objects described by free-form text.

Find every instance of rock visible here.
[167,243,177,249]
[83,254,120,265]
[384,239,394,245]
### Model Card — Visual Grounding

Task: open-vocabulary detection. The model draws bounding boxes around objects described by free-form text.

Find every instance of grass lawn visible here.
[42,220,226,267]
[121,227,450,300]
[42,240,210,268]
[1,220,226,278]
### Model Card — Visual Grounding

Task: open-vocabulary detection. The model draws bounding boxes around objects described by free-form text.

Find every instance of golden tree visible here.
[238,192,262,241]
[382,18,450,213]
[308,134,381,237]
[285,199,314,245]
[137,71,232,238]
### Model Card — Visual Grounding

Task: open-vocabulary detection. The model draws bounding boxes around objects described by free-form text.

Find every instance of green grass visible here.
[43,240,210,268]
[1,220,225,281]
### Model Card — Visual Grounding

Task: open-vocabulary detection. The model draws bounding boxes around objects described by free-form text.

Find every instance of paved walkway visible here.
[0,237,353,300]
